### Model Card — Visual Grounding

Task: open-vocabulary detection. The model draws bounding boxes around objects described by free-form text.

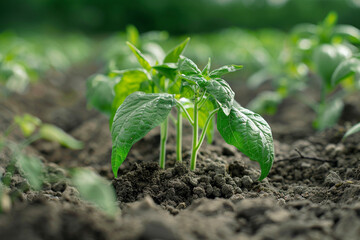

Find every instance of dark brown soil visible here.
[1,65,360,240]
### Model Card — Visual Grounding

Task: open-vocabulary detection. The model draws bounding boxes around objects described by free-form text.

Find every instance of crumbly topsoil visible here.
[0,65,360,240]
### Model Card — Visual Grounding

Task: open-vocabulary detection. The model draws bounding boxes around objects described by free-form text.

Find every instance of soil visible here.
[0,63,360,240]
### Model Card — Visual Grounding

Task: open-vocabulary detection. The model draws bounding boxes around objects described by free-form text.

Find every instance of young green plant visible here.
[110,53,275,180]
[87,37,191,169]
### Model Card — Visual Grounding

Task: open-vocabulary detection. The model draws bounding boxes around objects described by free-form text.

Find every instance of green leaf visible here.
[86,74,116,116]
[331,58,360,86]
[152,63,178,80]
[163,37,190,63]
[343,122,360,139]
[247,91,282,115]
[17,155,44,190]
[39,124,83,150]
[313,44,352,88]
[333,25,360,43]
[314,98,344,131]
[178,56,201,75]
[126,42,152,72]
[126,25,140,48]
[110,69,150,128]
[209,65,243,78]
[180,74,207,86]
[71,169,118,217]
[180,81,195,99]
[217,103,274,181]
[323,11,337,28]
[200,79,234,115]
[111,92,175,177]
[202,58,211,76]
[14,114,42,137]
[291,23,317,38]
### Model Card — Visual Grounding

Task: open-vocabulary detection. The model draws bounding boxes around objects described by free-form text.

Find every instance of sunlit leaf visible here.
[217,102,274,180]
[111,92,175,177]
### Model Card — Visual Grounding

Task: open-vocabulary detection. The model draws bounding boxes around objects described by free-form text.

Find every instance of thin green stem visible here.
[159,117,168,169]
[197,91,207,109]
[190,98,199,171]
[195,108,219,151]
[175,100,194,125]
[176,107,182,162]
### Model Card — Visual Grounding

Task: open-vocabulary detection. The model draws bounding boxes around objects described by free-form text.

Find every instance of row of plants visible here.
[88,13,360,182]
[88,34,275,180]
[0,31,93,96]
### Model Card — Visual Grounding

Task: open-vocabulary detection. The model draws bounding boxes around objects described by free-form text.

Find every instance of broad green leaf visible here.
[39,124,83,150]
[110,69,150,127]
[247,91,282,115]
[209,65,243,78]
[333,25,360,43]
[17,155,44,190]
[200,79,234,115]
[180,81,195,99]
[126,42,152,72]
[331,58,360,86]
[126,25,140,48]
[167,78,182,95]
[343,122,360,139]
[111,92,175,177]
[86,74,116,116]
[14,114,42,137]
[180,74,207,86]
[313,44,352,88]
[71,169,118,217]
[202,58,211,76]
[314,98,344,131]
[163,37,190,63]
[153,63,178,80]
[178,56,201,75]
[217,103,274,180]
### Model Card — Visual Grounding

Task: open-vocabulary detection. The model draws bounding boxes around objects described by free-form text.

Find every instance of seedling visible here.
[246,12,360,131]
[292,12,360,130]
[1,114,117,216]
[106,46,274,180]
[87,37,191,168]
[343,122,360,140]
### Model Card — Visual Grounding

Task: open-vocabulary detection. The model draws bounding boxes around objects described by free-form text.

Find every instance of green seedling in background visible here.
[107,44,274,180]
[0,32,92,97]
[246,12,360,131]
[71,169,118,217]
[1,114,117,216]
[343,122,360,140]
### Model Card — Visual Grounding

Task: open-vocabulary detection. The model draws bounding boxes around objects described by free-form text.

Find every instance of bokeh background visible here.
[1,0,359,33]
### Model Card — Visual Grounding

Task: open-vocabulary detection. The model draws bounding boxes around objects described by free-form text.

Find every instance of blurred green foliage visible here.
[0,32,92,95]
[0,0,359,34]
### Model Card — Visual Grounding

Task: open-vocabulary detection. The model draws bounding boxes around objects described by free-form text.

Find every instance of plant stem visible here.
[159,117,168,169]
[175,100,194,125]
[190,99,199,171]
[195,108,219,151]
[176,106,182,162]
